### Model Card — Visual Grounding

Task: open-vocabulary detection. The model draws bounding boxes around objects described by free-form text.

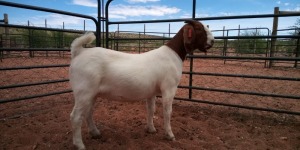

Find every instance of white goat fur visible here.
[70,23,214,149]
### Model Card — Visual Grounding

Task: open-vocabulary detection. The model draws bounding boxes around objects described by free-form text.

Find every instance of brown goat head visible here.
[183,20,214,53]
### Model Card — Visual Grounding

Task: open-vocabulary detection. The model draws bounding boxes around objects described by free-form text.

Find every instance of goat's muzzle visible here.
[205,39,214,50]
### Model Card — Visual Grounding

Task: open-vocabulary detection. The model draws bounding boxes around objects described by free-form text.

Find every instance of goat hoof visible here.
[73,144,86,150]
[90,130,101,139]
[145,126,157,133]
[165,135,176,141]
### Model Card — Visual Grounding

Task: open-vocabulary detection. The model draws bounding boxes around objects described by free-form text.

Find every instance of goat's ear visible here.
[183,24,196,53]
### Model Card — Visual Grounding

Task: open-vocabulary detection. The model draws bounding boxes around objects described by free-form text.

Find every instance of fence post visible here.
[45,19,49,57]
[1,13,9,60]
[270,7,279,68]
[4,14,10,56]
[4,13,9,36]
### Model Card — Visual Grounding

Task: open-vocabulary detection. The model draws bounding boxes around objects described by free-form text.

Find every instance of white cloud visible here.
[277,1,281,5]
[126,0,160,3]
[109,14,127,19]
[109,4,180,19]
[72,0,97,7]
[284,3,290,6]
[219,12,233,16]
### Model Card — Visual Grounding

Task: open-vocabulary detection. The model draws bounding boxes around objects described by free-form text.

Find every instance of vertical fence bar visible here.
[105,0,113,48]
[222,26,227,64]
[295,32,300,67]
[138,32,141,53]
[144,24,146,51]
[168,23,171,38]
[116,24,119,51]
[83,20,86,31]
[254,28,258,55]
[102,0,105,47]
[188,0,196,99]
[237,25,240,56]
[97,0,101,47]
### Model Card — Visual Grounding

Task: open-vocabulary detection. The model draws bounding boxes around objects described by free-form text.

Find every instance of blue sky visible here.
[0,0,299,35]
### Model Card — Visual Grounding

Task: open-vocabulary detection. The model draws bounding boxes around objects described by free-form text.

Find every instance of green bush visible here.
[232,30,268,54]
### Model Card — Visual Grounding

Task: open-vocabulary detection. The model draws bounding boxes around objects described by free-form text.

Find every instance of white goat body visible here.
[70,20,214,150]
[70,33,182,150]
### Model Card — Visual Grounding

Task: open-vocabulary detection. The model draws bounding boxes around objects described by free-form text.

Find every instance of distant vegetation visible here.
[1,26,298,57]
[1,29,81,48]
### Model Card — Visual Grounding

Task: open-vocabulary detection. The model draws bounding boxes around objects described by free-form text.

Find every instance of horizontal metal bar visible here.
[109,18,187,25]
[115,30,176,35]
[216,35,300,39]
[182,72,300,81]
[0,1,97,23]
[0,64,70,71]
[109,13,300,24]
[0,89,72,104]
[178,86,300,100]
[0,48,70,52]
[196,13,300,21]
[0,79,69,90]
[0,24,86,33]
[213,27,270,32]
[174,97,300,115]
[110,37,170,41]
[187,55,300,61]
[109,35,300,41]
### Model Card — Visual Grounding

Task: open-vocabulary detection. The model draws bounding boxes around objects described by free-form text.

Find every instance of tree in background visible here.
[232,29,268,54]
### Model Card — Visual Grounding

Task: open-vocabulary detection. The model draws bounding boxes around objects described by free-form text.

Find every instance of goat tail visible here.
[71,32,96,59]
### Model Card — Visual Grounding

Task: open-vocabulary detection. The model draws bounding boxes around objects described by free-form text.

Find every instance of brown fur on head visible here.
[166,20,214,61]
[183,20,208,53]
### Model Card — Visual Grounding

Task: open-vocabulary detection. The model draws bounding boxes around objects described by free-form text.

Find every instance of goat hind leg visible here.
[145,96,157,133]
[70,105,86,150]
[86,99,101,138]
[70,92,96,150]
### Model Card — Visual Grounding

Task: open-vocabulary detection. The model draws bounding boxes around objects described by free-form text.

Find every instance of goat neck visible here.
[165,28,187,61]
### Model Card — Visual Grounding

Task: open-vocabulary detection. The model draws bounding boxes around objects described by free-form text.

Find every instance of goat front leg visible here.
[162,87,177,141]
[145,96,157,133]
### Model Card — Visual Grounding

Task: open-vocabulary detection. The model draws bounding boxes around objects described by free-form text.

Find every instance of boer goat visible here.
[69,20,214,150]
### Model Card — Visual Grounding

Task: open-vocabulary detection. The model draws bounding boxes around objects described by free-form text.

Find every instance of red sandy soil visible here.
[0,55,299,149]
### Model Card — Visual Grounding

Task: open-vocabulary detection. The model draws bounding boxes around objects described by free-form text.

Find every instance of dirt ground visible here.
[0,55,300,150]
